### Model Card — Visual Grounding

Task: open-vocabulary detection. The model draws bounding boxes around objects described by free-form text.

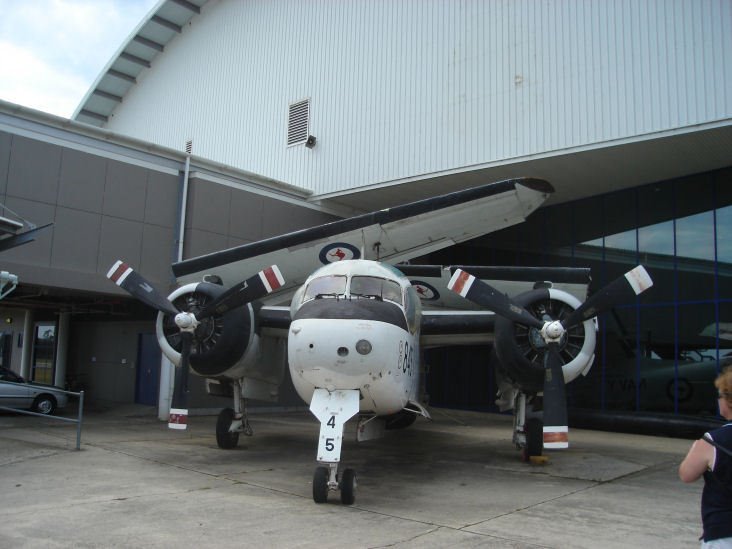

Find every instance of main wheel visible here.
[522,417,543,461]
[313,466,329,503]
[340,468,356,505]
[33,395,56,415]
[216,408,239,449]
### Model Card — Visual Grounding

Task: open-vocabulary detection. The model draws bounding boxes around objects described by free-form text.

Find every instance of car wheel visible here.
[33,395,57,415]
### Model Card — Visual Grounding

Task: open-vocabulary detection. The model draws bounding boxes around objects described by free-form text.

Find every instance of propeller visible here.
[448,265,653,449]
[107,261,285,429]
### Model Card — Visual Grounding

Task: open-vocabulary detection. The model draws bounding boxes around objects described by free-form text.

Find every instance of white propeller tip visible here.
[625,265,653,295]
[168,408,188,430]
[543,426,568,449]
[447,269,475,297]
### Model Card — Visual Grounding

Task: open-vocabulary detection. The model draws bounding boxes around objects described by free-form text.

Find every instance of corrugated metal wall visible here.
[105,0,732,196]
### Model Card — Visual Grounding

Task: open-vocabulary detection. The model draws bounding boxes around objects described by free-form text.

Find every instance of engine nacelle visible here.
[156,282,257,379]
[494,287,596,394]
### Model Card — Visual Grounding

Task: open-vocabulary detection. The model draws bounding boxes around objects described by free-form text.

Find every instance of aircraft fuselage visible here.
[287,260,421,416]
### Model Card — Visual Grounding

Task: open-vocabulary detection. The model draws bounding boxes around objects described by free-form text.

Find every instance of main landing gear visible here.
[309,388,360,504]
[215,383,253,450]
[513,392,544,462]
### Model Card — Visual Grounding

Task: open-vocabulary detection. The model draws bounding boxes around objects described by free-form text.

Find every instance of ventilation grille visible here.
[287,99,310,146]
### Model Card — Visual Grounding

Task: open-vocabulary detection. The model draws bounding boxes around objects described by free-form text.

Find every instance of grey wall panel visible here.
[0,197,54,266]
[0,132,11,197]
[260,194,335,237]
[6,136,61,204]
[140,223,175,285]
[144,170,178,229]
[186,178,231,234]
[183,227,229,260]
[57,149,107,212]
[97,216,144,277]
[51,207,102,273]
[228,190,264,241]
[102,162,148,222]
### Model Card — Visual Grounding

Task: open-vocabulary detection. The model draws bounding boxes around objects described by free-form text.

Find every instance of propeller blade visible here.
[196,265,285,319]
[107,260,179,316]
[561,265,653,329]
[447,269,544,329]
[542,341,569,449]
[168,331,192,430]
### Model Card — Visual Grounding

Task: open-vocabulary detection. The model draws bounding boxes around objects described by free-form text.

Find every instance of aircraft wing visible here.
[172,177,553,302]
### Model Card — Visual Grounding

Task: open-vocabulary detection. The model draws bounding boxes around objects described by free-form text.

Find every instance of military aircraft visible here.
[107,177,652,504]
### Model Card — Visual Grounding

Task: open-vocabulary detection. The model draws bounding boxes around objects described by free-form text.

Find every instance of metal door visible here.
[135,333,161,406]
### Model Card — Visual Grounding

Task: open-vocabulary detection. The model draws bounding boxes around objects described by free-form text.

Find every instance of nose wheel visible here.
[312,465,357,504]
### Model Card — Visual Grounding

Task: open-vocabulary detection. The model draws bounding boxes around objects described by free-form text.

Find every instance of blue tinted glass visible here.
[717,205,732,264]
[677,211,714,262]
[639,220,674,256]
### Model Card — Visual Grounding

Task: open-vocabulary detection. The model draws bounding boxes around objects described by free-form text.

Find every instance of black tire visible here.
[523,417,543,461]
[216,408,239,449]
[313,466,329,503]
[340,468,356,505]
[33,395,56,415]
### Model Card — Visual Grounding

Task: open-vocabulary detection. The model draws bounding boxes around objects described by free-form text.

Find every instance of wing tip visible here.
[516,177,555,195]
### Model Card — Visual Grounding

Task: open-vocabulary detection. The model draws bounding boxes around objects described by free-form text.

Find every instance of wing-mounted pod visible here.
[156,281,257,379]
[493,287,597,393]
[107,261,284,429]
[448,265,653,449]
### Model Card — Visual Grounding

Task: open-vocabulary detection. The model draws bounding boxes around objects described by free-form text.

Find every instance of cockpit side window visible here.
[303,275,347,302]
[350,276,403,305]
[404,285,421,334]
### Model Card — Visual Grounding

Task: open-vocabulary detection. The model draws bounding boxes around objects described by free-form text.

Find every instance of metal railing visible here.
[0,389,85,449]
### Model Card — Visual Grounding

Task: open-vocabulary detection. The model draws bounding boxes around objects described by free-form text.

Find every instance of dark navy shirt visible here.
[701,423,732,542]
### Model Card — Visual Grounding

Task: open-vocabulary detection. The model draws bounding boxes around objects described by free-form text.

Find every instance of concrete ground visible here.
[0,405,704,548]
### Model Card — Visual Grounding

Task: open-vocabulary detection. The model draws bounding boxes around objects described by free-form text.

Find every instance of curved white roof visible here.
[71,0,732,211]
[73,0,208,126]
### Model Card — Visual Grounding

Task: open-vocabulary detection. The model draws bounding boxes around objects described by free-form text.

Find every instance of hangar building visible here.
[2,0,731,418]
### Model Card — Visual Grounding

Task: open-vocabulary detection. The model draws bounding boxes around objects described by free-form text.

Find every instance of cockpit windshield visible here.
[303,275,347,301]
[300,274,403,305]
[350,276,403,304]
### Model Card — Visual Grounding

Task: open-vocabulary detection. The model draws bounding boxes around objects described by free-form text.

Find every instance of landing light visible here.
[356,339,372,355]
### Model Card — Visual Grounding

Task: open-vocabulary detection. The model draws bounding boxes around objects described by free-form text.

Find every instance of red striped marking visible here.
[261,266,284,293]
[451,270,472,296]
[543,431,568,444]
[108,261,131,284]
[168,410,188,430]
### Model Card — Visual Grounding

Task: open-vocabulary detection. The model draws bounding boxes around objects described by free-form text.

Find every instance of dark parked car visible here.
[0,367,68,415]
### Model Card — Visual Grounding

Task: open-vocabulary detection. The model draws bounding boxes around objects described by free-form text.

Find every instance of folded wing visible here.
[172,177,553,300]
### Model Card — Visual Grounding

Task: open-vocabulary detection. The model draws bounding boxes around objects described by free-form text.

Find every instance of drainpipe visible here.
[20,309,33,379]
[177,140,192,263]
[54,312,70,388]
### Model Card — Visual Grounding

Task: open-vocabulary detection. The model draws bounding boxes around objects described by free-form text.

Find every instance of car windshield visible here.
[303,275,347,302]
[350,276,402,304]
[0,368,23,382]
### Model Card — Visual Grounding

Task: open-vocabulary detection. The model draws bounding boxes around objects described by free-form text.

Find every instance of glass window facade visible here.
[428,167,732,417]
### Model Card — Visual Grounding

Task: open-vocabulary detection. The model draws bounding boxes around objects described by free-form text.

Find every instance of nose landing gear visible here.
[312,464,357,504]
[309,388,360,504]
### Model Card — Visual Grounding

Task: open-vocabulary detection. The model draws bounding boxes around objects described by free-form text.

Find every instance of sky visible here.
[0,0,158,118]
